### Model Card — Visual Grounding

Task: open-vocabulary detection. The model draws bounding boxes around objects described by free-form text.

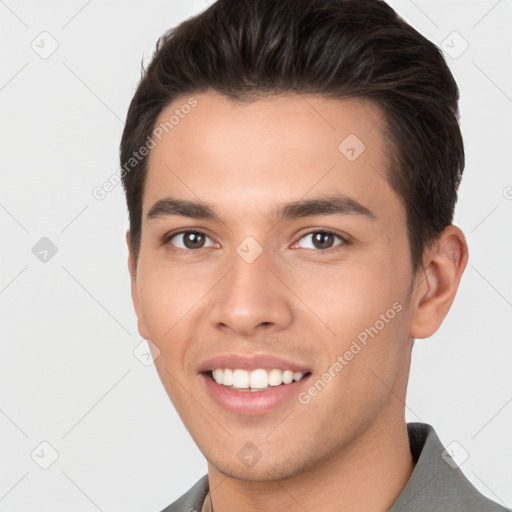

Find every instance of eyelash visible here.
[162,229,350,255]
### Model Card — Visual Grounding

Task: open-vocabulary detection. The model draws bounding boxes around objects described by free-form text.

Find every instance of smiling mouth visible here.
[206,368,312,392]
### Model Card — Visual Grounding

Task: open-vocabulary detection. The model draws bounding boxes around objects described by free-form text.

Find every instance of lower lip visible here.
[200,373,311,415]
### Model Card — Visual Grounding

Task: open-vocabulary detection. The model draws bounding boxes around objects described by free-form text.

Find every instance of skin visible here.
[127,92,468,512]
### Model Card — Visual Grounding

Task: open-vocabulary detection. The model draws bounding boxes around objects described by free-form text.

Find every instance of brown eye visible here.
[297,230,346,251]
[312,232,336,249]
[183,232,206,249]
[167,231,215,251]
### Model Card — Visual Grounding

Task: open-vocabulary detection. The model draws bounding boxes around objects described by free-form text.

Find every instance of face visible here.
[129,92,418,481]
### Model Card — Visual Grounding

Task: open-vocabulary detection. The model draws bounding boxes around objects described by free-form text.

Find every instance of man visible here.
[119,0,508,510]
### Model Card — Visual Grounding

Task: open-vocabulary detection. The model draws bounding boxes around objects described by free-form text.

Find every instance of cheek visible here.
[287,252,411,402]
[136,267,197,401]
[135,257,218,386]
[288,255,405,336]
[136,274,174,338]
[297,268,409,431]
[136,255,207,339]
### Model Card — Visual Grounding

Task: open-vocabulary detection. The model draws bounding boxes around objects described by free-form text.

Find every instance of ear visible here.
[126,231,150,339]
[409,225,468,339]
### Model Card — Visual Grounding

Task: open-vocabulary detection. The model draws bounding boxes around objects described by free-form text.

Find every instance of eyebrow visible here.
[146,193,375,222]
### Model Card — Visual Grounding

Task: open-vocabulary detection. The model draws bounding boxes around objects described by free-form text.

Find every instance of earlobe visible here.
[409,225,468,339]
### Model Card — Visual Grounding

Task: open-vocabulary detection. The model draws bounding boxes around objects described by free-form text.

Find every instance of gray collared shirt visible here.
[160,422,509,512]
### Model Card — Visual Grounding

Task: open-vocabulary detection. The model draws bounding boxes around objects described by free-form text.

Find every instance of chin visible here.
[208,447,317,483]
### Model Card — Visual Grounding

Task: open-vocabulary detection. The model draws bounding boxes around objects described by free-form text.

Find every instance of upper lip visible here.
[197,353,311,374]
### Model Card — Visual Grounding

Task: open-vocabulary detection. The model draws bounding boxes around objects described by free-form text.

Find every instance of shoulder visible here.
[389,423,509,512]
[157,475,209,512]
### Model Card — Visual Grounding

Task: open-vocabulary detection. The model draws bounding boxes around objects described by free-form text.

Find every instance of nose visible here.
[208,249,294,336]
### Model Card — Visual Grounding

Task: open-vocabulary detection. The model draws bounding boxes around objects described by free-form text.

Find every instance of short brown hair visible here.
[120,0,464,271]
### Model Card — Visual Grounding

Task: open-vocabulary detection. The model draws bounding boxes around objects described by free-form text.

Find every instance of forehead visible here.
[143,92,403,225]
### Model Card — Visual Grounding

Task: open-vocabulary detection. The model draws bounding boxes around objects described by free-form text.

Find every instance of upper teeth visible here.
[212,368,305,390]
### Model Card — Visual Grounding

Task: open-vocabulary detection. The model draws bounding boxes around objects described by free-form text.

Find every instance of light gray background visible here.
[1,1,511,510]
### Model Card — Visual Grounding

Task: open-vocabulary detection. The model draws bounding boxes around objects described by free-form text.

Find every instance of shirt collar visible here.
[389,422,507,511]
